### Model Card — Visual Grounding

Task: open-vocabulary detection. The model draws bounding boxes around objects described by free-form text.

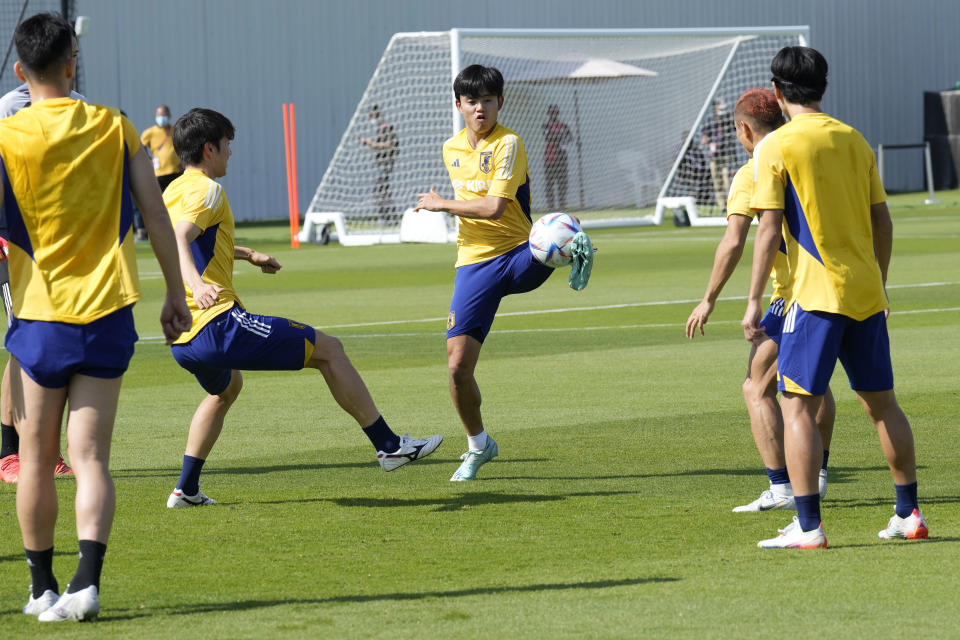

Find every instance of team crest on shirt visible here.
[288,320,306,330]
[447,311,455,330]
[479,151,493,174]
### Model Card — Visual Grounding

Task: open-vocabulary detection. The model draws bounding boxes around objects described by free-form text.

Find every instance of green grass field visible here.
[1,191,958,638]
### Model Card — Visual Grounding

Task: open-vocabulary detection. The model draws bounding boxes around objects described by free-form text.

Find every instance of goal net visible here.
[304,27,807,244]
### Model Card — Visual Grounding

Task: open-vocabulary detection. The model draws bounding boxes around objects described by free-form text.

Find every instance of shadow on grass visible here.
[827,536,960,550]
[112,457,549,479]
[489,464,903,483]
[247,489,638,512]
[825,494,960,509]
[138,576,679,618]
[0,549,75,565]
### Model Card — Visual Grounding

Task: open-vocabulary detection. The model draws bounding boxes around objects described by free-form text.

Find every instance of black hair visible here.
[14,12,75,76]
[453,65,504,100]
[173,108,235,166]
[771,46,828,106]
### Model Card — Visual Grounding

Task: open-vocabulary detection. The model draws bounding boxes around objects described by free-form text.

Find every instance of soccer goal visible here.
[302,27,809,245]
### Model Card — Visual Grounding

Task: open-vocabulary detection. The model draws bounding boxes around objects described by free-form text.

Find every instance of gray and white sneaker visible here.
[733,489,795,513]
[377,434,443,471]
[38,585,99,622]
[23,587,58,616]
[167,488,217,508]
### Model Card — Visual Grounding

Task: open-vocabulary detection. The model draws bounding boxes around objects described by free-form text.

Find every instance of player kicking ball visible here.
[685,88,835,513]
[164,108,441,507]
[415,65,592,481]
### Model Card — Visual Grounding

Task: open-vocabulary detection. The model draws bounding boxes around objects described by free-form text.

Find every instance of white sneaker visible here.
[167,488,217,508]
[878,508,929,540]
[23,588,58,616]
[38,585,99,621]
[819,469,827,499]
[377,434,442,471]
[732,489,795,513]
[757,516,827,549]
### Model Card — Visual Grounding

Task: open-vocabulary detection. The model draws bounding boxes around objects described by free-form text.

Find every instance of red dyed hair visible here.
[734,88,784,130]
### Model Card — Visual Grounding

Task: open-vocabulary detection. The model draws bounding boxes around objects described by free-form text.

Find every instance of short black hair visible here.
[14,12,75,76]
[453,65,504,101]
[173,108,235,166]
[771,46,828,106]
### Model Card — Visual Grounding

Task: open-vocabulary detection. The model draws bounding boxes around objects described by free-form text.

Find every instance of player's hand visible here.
[249,250,281,274]
[415,188,443,212]
[160,294,192,344]
[686,300,714,339]
[192,282,223,310]
[741,300,766,345]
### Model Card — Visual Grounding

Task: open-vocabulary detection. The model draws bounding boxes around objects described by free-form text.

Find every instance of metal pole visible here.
[877,144,885,187]
[923,141,938,204]
[449,29,463,137]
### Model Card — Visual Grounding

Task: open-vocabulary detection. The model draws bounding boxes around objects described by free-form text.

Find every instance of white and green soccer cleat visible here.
[450,436,498,482]
[568,231,595,291]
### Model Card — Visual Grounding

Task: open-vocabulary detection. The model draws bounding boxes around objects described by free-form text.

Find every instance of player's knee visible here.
[448,358,475,388]
[219,371,243,403]
[310,331,347,366]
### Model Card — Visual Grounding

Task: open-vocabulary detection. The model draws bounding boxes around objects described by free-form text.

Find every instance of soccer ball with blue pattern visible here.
[529,212,581,268]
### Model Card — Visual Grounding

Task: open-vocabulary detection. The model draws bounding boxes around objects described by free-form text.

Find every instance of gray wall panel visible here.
[68,0,958,219]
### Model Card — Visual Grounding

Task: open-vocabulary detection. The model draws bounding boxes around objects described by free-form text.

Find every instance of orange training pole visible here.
[282,104,299,248]
[289,103,300,247]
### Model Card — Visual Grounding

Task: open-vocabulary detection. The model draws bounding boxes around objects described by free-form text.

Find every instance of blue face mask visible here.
[156,115,170,127]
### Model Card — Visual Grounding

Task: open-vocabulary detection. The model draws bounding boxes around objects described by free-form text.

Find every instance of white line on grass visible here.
[133,302,960,343]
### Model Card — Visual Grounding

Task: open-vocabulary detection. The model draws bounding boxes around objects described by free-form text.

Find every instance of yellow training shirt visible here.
[726,159,788,302]
[164,169,241,343]
[750,113,887,320]
[140,124,182,177]
[442,124,532,267]
[0,98,142,323]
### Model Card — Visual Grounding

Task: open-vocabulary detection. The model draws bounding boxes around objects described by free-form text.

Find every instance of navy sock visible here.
[362,416,400,453]
[25,547,58,598]
[766,467,790,485]
[894,482,918,518]
[821,449,830,471]
[1,423,19,459]
[794,494,821,532]
[68,540,106,593]
[176,455,206,496]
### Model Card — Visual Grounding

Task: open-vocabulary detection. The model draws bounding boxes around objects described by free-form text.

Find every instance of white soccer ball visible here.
[529,212,581,268]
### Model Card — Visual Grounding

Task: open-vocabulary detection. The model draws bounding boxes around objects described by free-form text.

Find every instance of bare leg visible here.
[65,374,122,543]
[2,358,13,427]
[184,370,243,459]
[447,334,484,436]
[857,389,916,485]
[779,392,823,497]
[11,360,65,550]
[307,330,379,427]
[742,337,785,470]
[817,386,836,450]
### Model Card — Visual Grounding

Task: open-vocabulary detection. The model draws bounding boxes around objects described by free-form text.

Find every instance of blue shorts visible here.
[447,242,554,343]
[5,305,137,388]
[171,304,316,395]
[778,303,893,396]
[759,298,786,345]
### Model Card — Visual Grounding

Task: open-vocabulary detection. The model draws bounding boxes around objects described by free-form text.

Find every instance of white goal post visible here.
[302,26,809,245]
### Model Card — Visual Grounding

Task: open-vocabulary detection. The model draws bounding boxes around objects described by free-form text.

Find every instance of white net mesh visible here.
[306,29,804,241]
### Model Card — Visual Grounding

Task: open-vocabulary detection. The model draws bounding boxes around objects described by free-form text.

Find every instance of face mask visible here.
[156,115,170,127]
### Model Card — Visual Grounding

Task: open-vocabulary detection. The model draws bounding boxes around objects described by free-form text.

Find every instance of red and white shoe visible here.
[0,454,19,483]
[878,508,929,540]
[54,457,73,477]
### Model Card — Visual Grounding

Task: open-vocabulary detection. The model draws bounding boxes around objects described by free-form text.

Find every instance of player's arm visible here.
[870,202,893,286]
[172,219,222,310]
[685,214,752,338]
[415,188,507,220]
[128,147,192,342]
[742,209,782,343]
[235,246,281,274]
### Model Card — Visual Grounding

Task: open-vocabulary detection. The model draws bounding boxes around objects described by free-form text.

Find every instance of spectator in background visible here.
[701,99,737,211]
[140,104,183,239]
[542,104,571,211]
[360,105,398,224]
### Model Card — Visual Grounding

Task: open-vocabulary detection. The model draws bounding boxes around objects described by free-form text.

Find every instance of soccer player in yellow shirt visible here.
[0,13,191,620]
[686,88,835,513]
[745,46,926,548]
[415,65,557,481]
[163,108,441,508]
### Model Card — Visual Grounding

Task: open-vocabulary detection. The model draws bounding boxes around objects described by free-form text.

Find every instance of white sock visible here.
[467,431,488,452]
